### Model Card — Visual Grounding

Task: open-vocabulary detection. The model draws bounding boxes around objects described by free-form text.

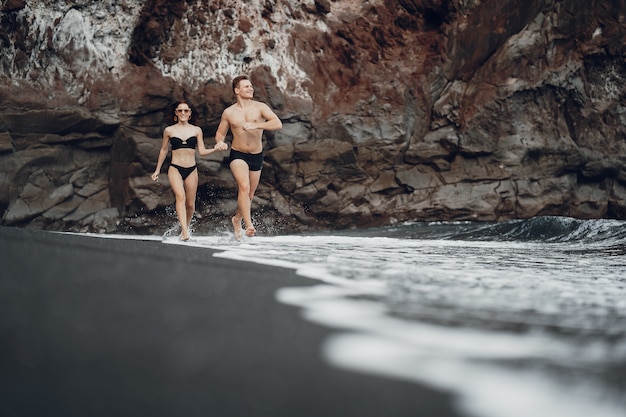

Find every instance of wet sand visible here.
[0,226,460,417]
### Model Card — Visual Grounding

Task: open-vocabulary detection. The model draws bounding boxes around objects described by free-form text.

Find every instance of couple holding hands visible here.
[151,75,283,241]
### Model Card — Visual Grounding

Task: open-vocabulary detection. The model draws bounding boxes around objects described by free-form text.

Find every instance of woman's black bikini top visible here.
[170,136,198,150]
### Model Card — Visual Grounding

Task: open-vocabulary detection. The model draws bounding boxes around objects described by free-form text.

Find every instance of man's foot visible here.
[232,216,243,240]
[245,226,256,237]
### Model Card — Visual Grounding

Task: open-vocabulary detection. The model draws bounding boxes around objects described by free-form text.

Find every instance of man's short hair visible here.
[232,75,249,93]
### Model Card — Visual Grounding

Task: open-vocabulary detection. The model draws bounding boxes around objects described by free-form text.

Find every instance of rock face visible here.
[1,0,626,234]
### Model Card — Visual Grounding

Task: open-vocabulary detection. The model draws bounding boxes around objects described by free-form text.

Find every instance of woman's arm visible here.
[198,125,228,156]
[151,128,170,181]
[196,126,213,156]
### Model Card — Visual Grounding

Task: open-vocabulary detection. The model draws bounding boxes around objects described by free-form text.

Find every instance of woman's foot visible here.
[245,225,256,237]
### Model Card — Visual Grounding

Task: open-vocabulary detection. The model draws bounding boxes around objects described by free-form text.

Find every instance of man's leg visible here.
[246,169,262,237]
[230,160,251,240]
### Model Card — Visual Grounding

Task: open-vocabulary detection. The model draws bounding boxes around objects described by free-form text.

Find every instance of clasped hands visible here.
[214,142,229,151]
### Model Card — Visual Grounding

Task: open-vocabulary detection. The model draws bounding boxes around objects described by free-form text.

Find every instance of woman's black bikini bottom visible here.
[170,164,197,180]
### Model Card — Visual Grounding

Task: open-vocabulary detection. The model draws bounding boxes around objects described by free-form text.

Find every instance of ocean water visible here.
[154,216,626,417]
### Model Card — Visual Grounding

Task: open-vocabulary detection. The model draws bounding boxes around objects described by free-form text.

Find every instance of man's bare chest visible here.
[231,109,263,126]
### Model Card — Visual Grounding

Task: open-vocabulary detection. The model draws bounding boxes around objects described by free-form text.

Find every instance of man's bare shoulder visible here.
[252,99,271,109]
[220,104,237,121]
[223,103,238,113]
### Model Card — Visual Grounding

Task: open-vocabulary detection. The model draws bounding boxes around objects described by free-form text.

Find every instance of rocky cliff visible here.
[1,0,625,235]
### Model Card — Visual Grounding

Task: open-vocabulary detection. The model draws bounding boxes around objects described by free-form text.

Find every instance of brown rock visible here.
[0,108,119,135]
[369,171,399,194]
[2,0,626,233]
[2,0,25,12]
[0,132,13,154]
[405,126,459,164]
[42,196,85,221]
[5,181,74,225]
[63,189,111,222]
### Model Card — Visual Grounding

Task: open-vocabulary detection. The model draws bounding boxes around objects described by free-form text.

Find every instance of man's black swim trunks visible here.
[229,149,264,171]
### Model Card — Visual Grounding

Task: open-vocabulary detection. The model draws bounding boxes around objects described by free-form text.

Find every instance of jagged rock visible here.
[1,0,626,234]
[396,166,441,191]
[130,175,173,211]
[370,171,399,194]
[0,132,12,154]
[269,121,312,147]
[76,178,108,198]
[63,189,110,222]
[2,0,24,13]
[42,196,85,221]
[4,180,74,225]
[84,207,120,233]
[406,126,459,164]
[1,108,118,136]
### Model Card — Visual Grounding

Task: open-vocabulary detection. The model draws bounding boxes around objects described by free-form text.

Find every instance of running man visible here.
[214,75,282,239]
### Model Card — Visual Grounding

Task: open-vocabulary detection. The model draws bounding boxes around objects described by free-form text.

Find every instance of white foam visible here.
[276,283,626,417]
[196,233,626,417]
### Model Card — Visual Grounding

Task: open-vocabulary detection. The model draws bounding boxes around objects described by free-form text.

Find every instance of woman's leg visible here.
[183,168,198,233]
[168,166,190,240]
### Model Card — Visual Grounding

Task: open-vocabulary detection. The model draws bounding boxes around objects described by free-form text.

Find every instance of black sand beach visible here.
[0,226,460,417]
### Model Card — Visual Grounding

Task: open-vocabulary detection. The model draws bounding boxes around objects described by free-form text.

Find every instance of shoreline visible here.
[0,226,460,417]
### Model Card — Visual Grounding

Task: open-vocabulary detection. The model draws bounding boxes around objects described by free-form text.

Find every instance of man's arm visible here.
[243,103,282,132]
[260,103,282,131]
